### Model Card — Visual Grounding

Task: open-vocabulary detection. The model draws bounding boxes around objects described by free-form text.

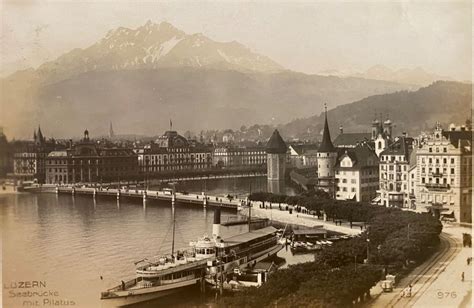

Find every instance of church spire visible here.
[318,104,335,152]
[37,125,44,144]
[109,122,115,138]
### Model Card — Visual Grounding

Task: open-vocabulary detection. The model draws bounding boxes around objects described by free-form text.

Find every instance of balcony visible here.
[431,172,443,178]
[425,183,450,191]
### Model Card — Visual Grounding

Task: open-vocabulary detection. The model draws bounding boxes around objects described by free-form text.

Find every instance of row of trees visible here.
[225,193,442,307]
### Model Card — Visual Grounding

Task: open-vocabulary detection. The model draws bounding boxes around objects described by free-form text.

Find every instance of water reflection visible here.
[1,178,306,308]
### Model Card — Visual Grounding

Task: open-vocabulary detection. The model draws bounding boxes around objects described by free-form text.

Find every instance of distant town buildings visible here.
[4,118,472,225]
[288,144,318,168]
[0,127,11,177]
[212,146,266,169]
[13,127,61,183]
[136,130,212,176]
[45,130,138,184]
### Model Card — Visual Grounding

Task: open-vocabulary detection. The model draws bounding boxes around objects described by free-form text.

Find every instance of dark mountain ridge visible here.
[279,81,472,140]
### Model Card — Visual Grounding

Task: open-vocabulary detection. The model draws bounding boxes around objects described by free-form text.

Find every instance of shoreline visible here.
[242,203,363,236]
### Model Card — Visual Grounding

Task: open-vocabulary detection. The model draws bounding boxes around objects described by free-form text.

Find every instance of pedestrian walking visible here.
[467,257,470,266]
[461,272,464,282]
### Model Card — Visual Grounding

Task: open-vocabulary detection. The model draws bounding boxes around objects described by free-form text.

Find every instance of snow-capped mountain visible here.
[35,21,284,83]
[2,21,416,138]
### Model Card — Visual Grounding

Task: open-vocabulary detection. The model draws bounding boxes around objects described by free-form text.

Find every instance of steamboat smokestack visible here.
[212,207,221,239]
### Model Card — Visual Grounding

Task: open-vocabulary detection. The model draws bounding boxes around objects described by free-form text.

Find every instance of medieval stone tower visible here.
[266,129,287,194]
[316,108,337,196]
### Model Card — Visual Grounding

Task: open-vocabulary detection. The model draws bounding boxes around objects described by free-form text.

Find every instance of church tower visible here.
[383,118,392,139]
[266,129,287,194]
[371,119,381,140]
[317,106,337,196]
[109,122,115,139]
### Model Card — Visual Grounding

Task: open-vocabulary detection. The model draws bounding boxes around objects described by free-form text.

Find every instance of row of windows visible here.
[380,155,406,162]
[420,157,455,164]
[381,165,407,171]
[421,167,455,175]
[338,187,356,192]
[47,166,136,173]
[428,147,448,153]
[421,177,453,185]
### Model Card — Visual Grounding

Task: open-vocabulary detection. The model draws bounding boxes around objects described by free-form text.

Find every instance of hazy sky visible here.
[1,0,472,80]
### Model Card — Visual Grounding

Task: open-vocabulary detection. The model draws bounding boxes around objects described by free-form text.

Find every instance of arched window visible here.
[378,141,382,149]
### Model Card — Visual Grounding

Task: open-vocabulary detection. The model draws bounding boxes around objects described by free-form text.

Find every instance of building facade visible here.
[288,144,318,168]
[213,146,266,169]
[377,136,416,208]
[415,123,472,223]
[13,127,59,183]
[137,130,212,175]
[45,130,138,184]
[335,144,379,202]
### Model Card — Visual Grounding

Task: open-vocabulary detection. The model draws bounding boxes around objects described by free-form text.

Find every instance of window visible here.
[451,158,455,164]
[351,179,356,184]
[429,147,432,153]
[351,188,356,192]
[443,158,447,164]
[443,148,447,153]
[422,177,425,184]
[451,168,454,174]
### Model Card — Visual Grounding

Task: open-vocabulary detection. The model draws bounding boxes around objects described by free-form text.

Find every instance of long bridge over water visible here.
[25,185,243,209]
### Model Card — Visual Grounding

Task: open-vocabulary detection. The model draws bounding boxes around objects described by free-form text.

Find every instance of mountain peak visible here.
[31,21,284,83]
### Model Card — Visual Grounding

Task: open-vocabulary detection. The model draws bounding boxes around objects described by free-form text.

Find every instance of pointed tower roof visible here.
[37,125,44,143]
[109,121,115,138]
[266,129,287,154]
[318,105,335,152]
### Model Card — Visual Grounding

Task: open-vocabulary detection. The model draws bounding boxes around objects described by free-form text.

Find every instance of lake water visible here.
[1,178,307,308]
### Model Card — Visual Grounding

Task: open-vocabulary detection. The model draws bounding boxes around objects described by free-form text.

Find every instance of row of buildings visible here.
[5,114,472,223]
[309,110,472,223]
[7,127,269,185]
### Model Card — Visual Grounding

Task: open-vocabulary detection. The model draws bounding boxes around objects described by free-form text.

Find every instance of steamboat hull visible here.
[101,278,201,307]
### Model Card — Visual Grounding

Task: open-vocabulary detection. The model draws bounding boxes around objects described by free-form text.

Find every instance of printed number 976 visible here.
[437,291,456,299]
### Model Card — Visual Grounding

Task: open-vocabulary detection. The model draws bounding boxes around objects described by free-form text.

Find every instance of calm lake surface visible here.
[1,178,307,308]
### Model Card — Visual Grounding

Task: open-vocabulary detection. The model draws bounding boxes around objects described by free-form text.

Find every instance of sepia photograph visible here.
[0,0,472,307]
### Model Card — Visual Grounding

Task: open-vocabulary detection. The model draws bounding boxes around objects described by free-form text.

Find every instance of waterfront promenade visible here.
[243,202,363,236]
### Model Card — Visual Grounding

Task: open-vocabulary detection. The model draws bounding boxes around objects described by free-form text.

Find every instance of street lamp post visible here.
[366,225,370,264]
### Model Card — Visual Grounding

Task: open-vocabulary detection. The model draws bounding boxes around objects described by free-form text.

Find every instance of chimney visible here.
[339,125,343,134]
[212,207,221,239]
[402,132,407,137]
